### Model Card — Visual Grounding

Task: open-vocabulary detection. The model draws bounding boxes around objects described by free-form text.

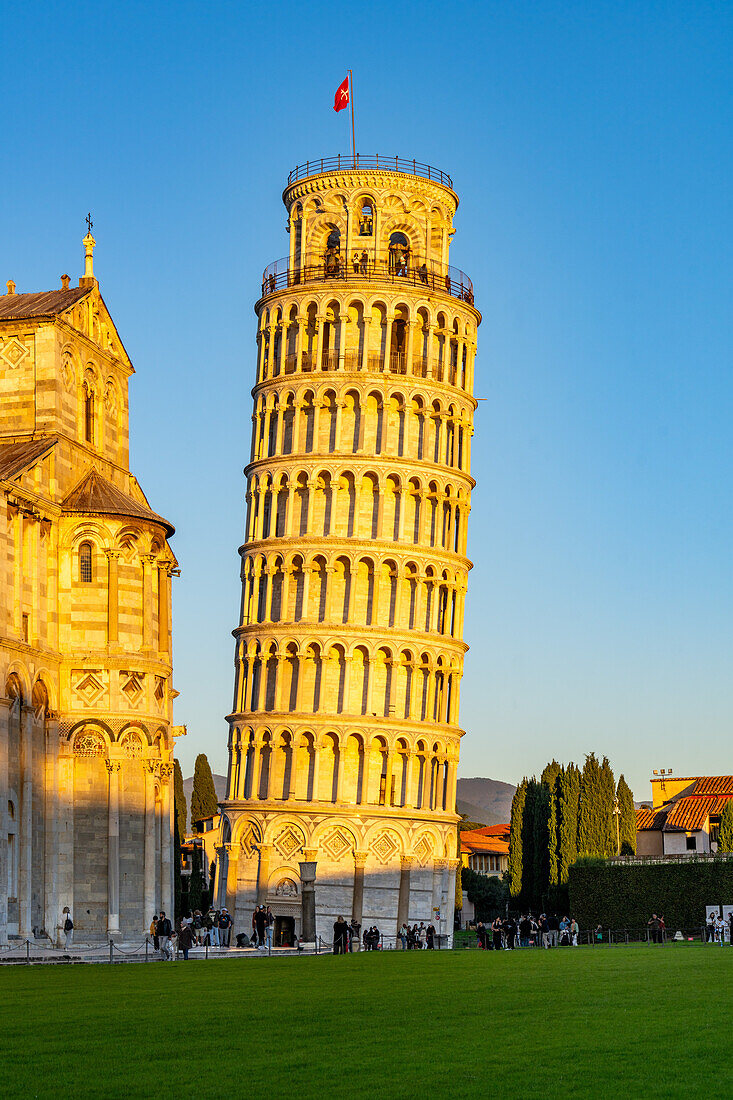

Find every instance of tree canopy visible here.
[190,753,218,827]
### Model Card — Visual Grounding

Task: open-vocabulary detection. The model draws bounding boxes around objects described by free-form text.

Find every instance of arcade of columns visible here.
[217,157,480,942]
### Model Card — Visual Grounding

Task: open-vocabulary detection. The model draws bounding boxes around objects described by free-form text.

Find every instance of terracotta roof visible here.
[636,806,668,831]
[664,794,733,832]
[460,828,509,856]
[61,468,174,536]
[0,287,91,321]
[692,776,733,796]
[471,824,511,840]
[0,437,56,481]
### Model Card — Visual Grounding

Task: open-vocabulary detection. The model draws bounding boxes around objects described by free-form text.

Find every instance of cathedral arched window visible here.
[79,541,93,583]
[84,385,95,443]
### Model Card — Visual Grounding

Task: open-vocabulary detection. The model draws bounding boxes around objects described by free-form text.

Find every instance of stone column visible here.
[106,549,120,646]
[56,744,74,942]
[298,858,318,942]
[351,851,368,939]
[257,843,273,905]
[43,714,60,943]
[310,738,321,801]
[106,760,122,937]
[397,856,413,934]
[160,763,174,919]
[285,482,296,536]
[0,700,9,944]
[19,704,33,938]
[143,762,158,928]
[249,737,263,800]
[432,858,447,935]
[403,751,415,808]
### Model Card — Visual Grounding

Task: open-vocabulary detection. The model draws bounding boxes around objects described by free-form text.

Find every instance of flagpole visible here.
[349,69,356,163]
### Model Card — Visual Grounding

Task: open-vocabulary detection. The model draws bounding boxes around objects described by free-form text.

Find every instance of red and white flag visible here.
[334,75,349,112]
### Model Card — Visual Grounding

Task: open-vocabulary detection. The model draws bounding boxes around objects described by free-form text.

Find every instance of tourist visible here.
[359,250,368,275]
[150,913,159,951]
[349,918,360,952]
[426,923,435,949]
[418,262,429,285]
[418,922,427,949]
[333,916,349,954]
[547,913,560,948]
[265,906,275,951]
[407,924,417,949]
[59,906,74,950]
[706,912,716,943]
[156,910,172,959]
[715,913,725,944]
[648,913,661,945]
[476,920,486,949]
[398,923,408,949]
[165,930,178,961]
[539,914,550,948]
[192,909,204,945]
[178,921,194,960]
[518,914,531,948]
[503,915,516,950]
[491,915,503,951]
[570,917,579,946]
[254,906,267,949]
[219,907,232,947]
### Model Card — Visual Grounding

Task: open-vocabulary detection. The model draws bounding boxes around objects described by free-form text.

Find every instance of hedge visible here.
[568,858,733,929]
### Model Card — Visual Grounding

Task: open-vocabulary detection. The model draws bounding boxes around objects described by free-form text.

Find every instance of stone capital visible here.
[105,759,122,774]
[353,850,369,868]
[400,856,415,870]
[432,858,449,870]
[302,847,319,862]
[104,548,121,561]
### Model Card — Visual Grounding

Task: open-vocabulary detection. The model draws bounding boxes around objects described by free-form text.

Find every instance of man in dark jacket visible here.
[157,911,172,958]
[254,906,267,949]
[333,916,349,954]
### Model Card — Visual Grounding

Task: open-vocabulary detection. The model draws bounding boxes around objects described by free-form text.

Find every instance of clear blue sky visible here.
[4,2,733,796]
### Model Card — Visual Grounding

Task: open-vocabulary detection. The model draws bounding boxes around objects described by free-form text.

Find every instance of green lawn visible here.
[3,946,732,1098]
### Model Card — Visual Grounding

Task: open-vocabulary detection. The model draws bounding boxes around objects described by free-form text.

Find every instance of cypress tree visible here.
[599,756,617,856]
[174,758,187,841]
[509,778,527,898]
[532,779,551,910]
[190,753,219,828]
[616,774,636,855]
[189,844,205,914]
[521,779,539,907]
[718,800,733,852]
[557,763,580,883]
[578,753,604,856]
[541,760,562,887]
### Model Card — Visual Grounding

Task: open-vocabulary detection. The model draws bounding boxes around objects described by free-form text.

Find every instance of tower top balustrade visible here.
[286,154,454,189]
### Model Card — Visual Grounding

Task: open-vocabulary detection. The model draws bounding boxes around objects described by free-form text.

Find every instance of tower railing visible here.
[260,253,474,305]
[287,155,453,188]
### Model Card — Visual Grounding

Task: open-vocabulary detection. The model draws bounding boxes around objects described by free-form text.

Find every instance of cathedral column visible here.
[257,843,273,904]
[351,851,368,937]
[106,760,122,936]
[160,763,174,919]
[0,700,10,944]
[144,762,158,926]
[18,704,34,938]
[43,713,60,944]
[141,554,155,651]
[105,549,120,645]
[397,856,413,933]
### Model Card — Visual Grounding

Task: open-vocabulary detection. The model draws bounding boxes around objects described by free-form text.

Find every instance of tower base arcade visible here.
[217,804,459,946]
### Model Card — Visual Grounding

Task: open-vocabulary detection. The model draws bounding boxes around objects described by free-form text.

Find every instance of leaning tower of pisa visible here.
[217,154,480,946]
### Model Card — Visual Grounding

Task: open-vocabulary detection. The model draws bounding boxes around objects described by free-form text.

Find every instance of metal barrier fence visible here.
[456,925,714,949]
[259,255,474,304]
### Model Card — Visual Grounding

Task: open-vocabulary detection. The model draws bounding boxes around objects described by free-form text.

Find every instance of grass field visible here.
[3,946,732,1099]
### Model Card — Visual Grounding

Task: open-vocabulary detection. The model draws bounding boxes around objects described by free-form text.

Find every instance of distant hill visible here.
[182,772,227,829]
[180,772,514,830]
[456,777,516,826]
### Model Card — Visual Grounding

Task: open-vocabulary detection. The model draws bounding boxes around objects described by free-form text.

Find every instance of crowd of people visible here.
[149,907,234,960]
[475,913,580,949]
[705,911,732,944]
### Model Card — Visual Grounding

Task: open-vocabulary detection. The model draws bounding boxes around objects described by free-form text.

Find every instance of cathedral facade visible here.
[218,156,480,944]
[0,234,177,943]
